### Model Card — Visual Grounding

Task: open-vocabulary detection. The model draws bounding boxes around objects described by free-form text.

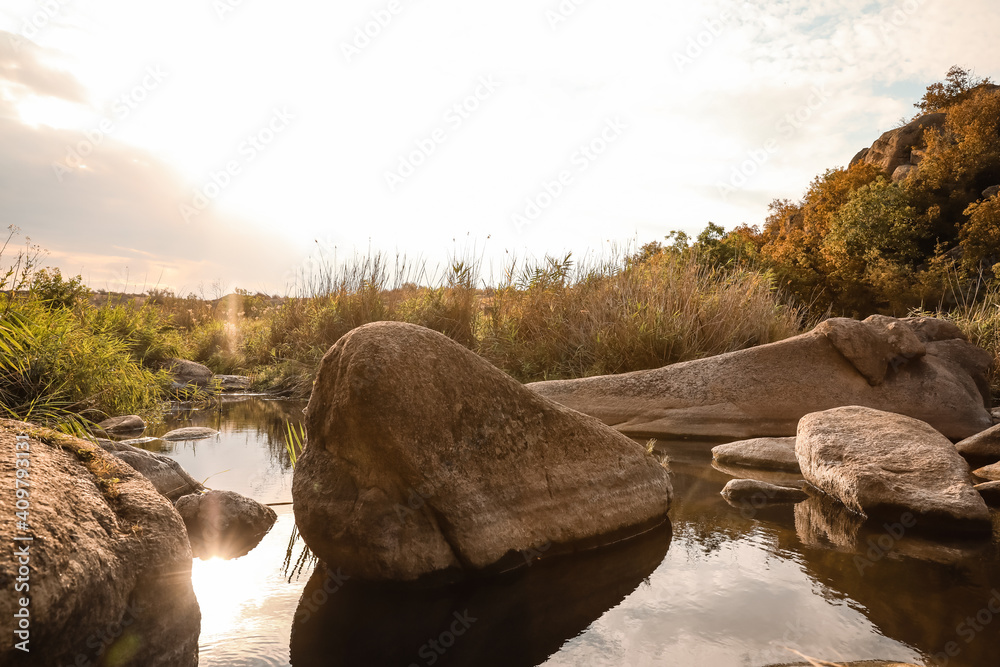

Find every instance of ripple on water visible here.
[199,635,289,667]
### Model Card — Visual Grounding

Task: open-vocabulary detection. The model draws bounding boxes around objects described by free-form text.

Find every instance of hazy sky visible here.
[1,0,997,295]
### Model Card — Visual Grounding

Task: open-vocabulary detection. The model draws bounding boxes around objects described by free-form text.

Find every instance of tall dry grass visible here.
[234,247,805,391]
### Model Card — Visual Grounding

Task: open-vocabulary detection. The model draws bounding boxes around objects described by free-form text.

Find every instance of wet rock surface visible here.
[161,426,219,441]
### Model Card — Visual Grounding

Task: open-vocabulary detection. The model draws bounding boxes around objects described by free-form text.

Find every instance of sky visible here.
[0,0,997,296]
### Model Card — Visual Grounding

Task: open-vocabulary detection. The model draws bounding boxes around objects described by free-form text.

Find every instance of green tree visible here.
[822,179,926,311]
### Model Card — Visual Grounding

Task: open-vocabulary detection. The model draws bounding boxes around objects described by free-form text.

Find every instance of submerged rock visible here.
[293,322,672,582]
[720,479,807,505]
[529,316,992,440]
[97,414,146,435]
[175,490,277,559]
[796,407,991,534]
[162,426,219,441]
[98,439,204,500]
[712,437,800,472]
[0,420,199,666]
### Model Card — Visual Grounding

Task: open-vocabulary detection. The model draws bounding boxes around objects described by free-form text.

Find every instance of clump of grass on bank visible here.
[0,234,180,428]
[0,298,174,425]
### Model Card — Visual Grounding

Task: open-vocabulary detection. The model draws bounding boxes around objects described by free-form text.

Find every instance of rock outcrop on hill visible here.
[850,112,946,179]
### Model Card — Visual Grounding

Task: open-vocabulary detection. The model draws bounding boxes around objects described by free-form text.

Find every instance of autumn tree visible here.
[914,65,994,114]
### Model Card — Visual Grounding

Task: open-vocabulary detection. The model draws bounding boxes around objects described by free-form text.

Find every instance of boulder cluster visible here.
[287,316,998,581]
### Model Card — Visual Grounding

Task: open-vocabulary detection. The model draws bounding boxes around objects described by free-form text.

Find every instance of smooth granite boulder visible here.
[796,407,991,534]
[293,322,672,582]
[712,437,800,472]
[530,316,992,440]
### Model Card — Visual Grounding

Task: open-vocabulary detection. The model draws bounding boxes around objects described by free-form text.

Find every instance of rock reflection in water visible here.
[289,521,672,667]
[794,492,993,566]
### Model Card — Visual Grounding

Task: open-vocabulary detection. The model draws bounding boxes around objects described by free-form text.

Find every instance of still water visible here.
[141,397,1000,666]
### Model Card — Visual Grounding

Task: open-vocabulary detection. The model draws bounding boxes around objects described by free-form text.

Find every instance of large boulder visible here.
[712,437,800,472]
[292,322,672,582]
[0,421,199,666]
[796,407,991,534]
[98,439,204,500]
[175,490,277,559]
[529,316,992,440]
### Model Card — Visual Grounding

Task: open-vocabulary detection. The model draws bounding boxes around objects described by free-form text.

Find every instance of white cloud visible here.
[0,1,998,291]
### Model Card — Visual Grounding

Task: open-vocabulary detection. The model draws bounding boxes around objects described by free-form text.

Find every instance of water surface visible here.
[143,397,1000,666]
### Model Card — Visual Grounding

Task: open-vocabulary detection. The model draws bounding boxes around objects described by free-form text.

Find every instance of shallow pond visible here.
[142,397,1000,666]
